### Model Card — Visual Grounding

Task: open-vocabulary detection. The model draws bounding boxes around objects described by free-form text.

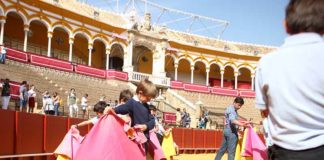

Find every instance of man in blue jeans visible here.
[215,97,249,160]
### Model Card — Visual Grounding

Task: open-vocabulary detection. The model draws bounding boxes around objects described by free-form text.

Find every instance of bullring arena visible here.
[0,0,275,159]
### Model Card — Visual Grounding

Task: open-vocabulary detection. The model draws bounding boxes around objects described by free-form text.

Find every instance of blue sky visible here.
[148,0,290,46]
[88,0,290,46]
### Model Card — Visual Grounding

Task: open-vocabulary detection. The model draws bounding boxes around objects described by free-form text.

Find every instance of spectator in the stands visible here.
[81,94,88,118]
[27,85,36,113]
[181,108,191,128]
[0,45,6,64]
[68,88,78,117]
[19,81,28,112]
[44,95,55,115]
[53,92,60,116]
[1,78,11,110]
[176,108,181,127]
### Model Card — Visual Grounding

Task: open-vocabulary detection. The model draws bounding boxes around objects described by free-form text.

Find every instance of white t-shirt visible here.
[81,97,87,106]
[255,33,324,150]
[28,89,36,98]
[90,116,99,125]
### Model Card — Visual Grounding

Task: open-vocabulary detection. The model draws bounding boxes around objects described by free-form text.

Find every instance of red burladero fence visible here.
[0,110,230,158]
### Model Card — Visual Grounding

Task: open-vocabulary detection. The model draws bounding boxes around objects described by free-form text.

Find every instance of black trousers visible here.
[268,144,324,160]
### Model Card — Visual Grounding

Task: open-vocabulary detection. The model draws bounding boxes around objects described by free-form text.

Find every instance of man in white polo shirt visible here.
[255,0,324,160]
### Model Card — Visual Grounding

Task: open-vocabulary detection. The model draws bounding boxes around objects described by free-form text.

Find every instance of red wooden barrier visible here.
[106,70,128,81]
[172,128,184,148]
[205,130,217,149]
[183,128,194,149]
[0,110,15,155]
[16,112,44,154]
[44,115,68,152]
[193,129,205,148]
[75,64,106,79]
[183,83,209,93]
[30,54,73,72]
[210,87,239,97]
[170,81,184,89]
[6,48,28,62]
[215,130,223,149]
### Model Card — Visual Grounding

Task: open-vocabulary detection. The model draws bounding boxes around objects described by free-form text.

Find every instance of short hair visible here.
[176,108,180,112]
[286,0,324,34]
[149,104,157,111]
[21,81,27,85]
[234,97,244,105]
[119,89,133,102]
[93,101,106,113]
[136,79,157,98]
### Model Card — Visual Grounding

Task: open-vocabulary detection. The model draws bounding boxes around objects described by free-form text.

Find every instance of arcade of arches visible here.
[0,10,254,90]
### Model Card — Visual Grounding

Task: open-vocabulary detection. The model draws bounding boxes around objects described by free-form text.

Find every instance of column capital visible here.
[69,38,74,44]
[206,67,210,73]
[220,70,224,74]
[234,71,239,77]
[190,65,195,71]
[47,31,53,38]
[251,74,255,78]
[174,63,178,68]
[106,47,111,54]
[0,18,6,24]
[88,43,93,50]
[24,24,29,31]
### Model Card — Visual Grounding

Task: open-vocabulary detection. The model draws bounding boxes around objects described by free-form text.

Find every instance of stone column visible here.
[190,65,194,84]
[123,33,134,72]
[23,25,29,52]
[251,74,255,90]
[68,38,74,62]
[106,47,110,70]
[220,70,224,88]
[47,31,53,57]
[174,63,178,81]
[206,67,210,86]
[0,20,5,45]
[88,43,93,66]
[234,71,239,90]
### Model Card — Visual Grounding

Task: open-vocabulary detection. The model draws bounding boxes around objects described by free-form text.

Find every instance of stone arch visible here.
[110,41,126,53]
[165,53,178,64]
[5,9,28,25]
[72,29,92,42]
[92,34,109,47]
[193,58,208,68]
[51,23,72,37]
[238,63,254,74]
[178,55,194,66]
[223,62,238,72]
[27,16,51,30]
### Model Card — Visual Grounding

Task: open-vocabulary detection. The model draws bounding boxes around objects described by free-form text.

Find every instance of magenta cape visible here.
[54,127,84,159]
[74,113,146,160]
[241,126,267,160]
[148,131,166,160]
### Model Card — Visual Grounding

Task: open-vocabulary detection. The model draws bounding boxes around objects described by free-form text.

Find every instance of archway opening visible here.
[110,43,124,71]
[209,63,222,87]
[4,12,25,50]
[73,33,89,65]
[92,39,106,69]
[178,59,191,83]
[165,55,175,80]
[193,61,206,85]
[224,66,235,89]
[28,20,48,55]
[133,45,153,74]
[52,27,70,61]
[238,67,251,90]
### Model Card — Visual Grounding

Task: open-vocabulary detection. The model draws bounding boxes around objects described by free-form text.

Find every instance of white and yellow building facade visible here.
[0,0,275,89]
